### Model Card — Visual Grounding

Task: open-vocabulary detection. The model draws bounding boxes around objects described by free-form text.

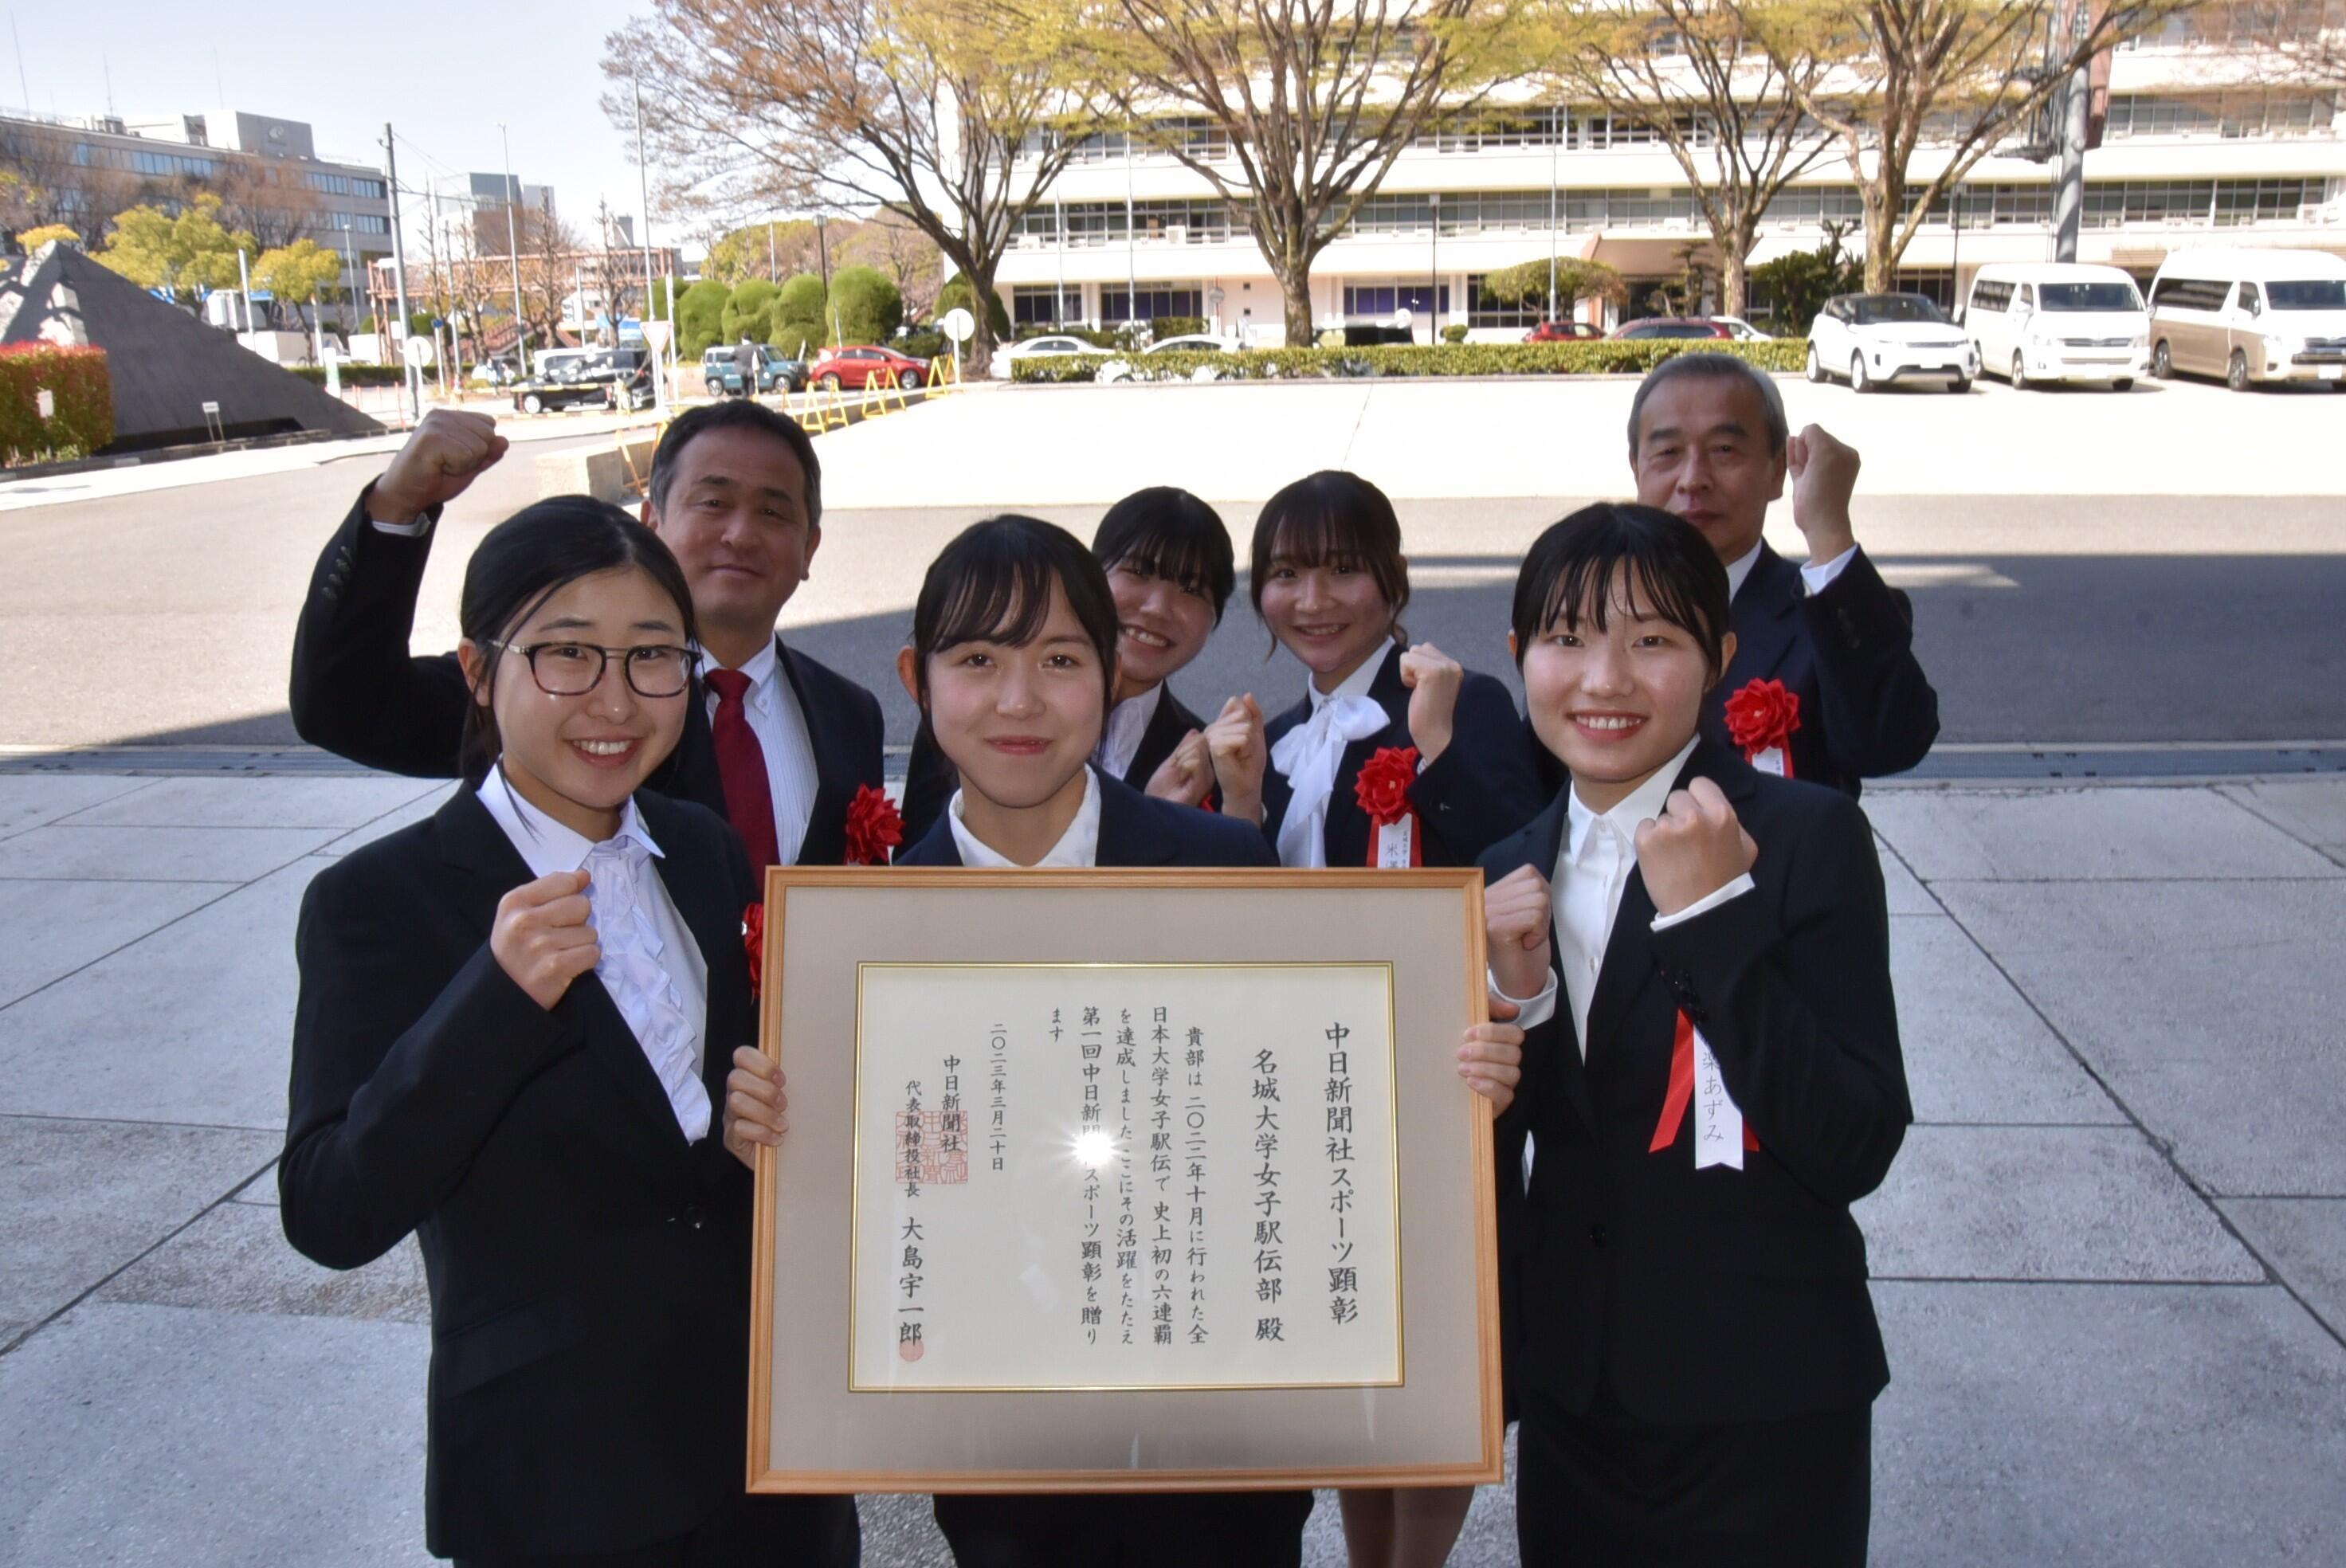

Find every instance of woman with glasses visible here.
[277,496,860,1567]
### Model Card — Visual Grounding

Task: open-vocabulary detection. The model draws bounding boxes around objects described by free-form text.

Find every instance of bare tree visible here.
[211,160,308,253]
[605,0,1104,367]
[518,190,584,350]
[1537,0,1841,319]
[1752,0,2208,291]
[1092,0,1534,343]
[588,198,643,336]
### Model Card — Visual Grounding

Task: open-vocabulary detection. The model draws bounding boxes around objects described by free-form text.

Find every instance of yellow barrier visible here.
[615,417,670,494]
[925,354,962,395]
[861,368,909,418]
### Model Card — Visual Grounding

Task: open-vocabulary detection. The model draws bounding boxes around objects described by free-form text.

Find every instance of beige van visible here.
[2148,248,2346,390]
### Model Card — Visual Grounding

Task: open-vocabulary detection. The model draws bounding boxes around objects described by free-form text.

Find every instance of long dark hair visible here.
[908,515,1120,709]
[458,494,701,782]
[1248,469,1410,647]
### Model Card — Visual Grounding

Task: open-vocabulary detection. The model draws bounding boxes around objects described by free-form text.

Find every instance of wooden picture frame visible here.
[747,867,1501,1494]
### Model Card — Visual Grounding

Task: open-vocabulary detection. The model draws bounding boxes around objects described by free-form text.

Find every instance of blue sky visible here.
[13,0,721,247]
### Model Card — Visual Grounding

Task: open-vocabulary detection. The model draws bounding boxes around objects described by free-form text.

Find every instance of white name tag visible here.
[1374,816,1414,868]
[1692,1027,1745,1171]
[1751,745,1787,778]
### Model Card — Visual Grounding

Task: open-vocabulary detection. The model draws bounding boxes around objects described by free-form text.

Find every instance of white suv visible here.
[1805,293,1979,392]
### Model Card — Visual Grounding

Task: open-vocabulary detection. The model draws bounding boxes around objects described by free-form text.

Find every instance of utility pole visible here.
[1124,142,1137,335]
[500,123,527,375]
[768,219,777,281]
[1428,193,1442,342]
[382,123,418,424]
[2051,0,2089,263]
[1548,112,1560,324]
[631,72,661,409]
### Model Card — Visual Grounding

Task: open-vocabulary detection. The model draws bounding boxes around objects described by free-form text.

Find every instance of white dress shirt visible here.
[1493,735,1756,1053]
[701,637,821,868]
[947,766,1103,868]
[1095,684,1163,782]
[478,767,712,1142]
[1724,540,1858,603]
[1269,646,1392,869]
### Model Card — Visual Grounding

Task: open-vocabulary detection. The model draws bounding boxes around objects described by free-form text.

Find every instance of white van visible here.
[2147,248,2346,391]
[1963,263,2148,390]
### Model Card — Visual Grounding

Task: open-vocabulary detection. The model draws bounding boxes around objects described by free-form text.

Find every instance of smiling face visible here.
[644,425,818,665]
[1257,553,1399,692]
[460,566,692,841]
[1516,565,1733,814]
[1105,563,1215,697]
[1630,374,1787,566]
[910,578,1109,815]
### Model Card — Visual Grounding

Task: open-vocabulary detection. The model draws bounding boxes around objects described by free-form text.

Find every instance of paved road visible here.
[2,441,2340,762]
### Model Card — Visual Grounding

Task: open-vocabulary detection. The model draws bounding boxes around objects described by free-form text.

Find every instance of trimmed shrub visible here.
[721,278,782,346]
[0,344,112,462]
[1151,316,1206,339]
[1011,338,1810,383]
[936,274,1010,341]
[1441,324,1470,344]
[675,280,731,361]
[772,273,828,356]
[288,363,407,388]
[895,329,948,363]
[827,265,903,345]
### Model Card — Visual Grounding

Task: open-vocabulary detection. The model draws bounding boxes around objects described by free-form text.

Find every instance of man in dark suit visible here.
[290,402,885,866]
[1626,353,1940,796]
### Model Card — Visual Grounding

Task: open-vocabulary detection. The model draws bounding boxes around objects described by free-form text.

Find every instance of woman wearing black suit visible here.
[1477,504,1910,1565]
[897,486,1241,845]
[728,515,1304,1567]
[280,498,858,1566]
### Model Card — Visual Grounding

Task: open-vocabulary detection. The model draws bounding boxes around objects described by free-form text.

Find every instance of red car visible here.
[806,344,929,391]
[1607,317,1734,341]
[1524,319,1603,342]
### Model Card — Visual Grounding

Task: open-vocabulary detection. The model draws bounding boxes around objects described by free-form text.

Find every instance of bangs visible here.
[924,549,1060,653]
[1104,529,1223,602]
[1258,501,1369,571]
[1511,503,1729,673]
[1248,470,1410,627]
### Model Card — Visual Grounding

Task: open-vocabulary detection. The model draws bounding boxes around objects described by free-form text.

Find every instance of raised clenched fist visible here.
[1398,642,1464,765]
[489,868,599,1010]
[1632,775,1758,918]
[367,409,509,526]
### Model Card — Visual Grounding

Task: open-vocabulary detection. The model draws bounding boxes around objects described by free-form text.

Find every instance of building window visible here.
[1466,274,1543,328]
[1101,285,1204,322]
[2105,92,2338,139]
[1341,283,1450,319]
[1011,286,1077,326]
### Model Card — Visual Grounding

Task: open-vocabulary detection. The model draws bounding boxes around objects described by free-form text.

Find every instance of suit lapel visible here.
[1095,771,1181,865]
[437,787,701,1182]
[1722,544,1803,688]
[652,678,727,818]
[1124,684,1198,791]
[776,637,853,865]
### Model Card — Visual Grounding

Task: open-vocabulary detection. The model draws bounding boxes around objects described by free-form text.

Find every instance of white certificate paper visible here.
[849,962,1402,1392]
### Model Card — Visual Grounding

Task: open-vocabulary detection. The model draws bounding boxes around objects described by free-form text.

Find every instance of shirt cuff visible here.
[1799,545,1858,594]
[1650,873,1756,931]
[1488,966,1559,1033]
[369,512,434,539]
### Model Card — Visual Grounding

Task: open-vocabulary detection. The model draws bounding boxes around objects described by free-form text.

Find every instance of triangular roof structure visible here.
[0,241,382,451]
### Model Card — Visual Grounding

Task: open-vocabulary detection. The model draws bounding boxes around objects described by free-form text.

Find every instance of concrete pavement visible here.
[1,768,2340,1566]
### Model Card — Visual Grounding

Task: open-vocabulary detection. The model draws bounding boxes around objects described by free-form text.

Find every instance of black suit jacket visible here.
[898,684,1208,849]
[897,766,1275,871]
[280,788,784,1558]
[1482,739,1909,1428]
[288,488,886,864]
[1708,543,1939,798]
[1261,643,1545,868]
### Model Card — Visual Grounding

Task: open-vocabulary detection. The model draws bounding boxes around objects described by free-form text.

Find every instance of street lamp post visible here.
[1548,113,1560,324]
[1429,193,1441,342]
[499,123,527,377]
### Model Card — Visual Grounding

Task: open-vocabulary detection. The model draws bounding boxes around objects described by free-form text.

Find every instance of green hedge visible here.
[1012,338,1808,383]
[0,343,112,462]
[288,363,407,388]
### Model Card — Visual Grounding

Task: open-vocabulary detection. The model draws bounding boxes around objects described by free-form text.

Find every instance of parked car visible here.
[807,343,930,391]
[1524,319,1603,342]
[987,335,1096,378]
[1712,316,1774,341]
[511,347,655,414]
[1964,262,2148,391]
[1804,293,1979,392]
[1145,333,1243,354]
[1609,317,1734,340]
[2147,247,2346,391]
[700,344,805,396]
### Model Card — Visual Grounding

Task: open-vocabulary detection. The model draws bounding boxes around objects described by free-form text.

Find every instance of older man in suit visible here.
[1624,353,1940,796]
[290,400,885,868]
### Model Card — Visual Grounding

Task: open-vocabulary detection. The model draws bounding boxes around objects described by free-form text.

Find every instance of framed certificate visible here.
[747,868,1501,1493]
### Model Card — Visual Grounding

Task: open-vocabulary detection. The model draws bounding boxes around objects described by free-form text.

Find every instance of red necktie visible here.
[704,668,780,872]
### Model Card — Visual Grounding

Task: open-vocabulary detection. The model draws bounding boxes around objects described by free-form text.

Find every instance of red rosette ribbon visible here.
[844,783,904,867]
[741,902,765,1002]
[1353,745,1422,868]
[1724,678,1800,777]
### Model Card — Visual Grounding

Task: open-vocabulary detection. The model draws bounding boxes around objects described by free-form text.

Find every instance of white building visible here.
[991,8,2345,343]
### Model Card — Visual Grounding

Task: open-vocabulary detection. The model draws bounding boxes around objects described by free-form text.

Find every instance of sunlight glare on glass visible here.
[1073,1130,1116,1168]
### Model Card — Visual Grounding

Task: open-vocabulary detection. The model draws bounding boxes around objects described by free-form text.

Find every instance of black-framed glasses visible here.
[491,640,700,698]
